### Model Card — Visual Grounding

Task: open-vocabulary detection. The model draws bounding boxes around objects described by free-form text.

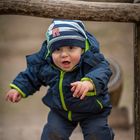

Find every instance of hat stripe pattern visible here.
[52,20,87,38]
[49,27,79,36]
[48,35,85,49]
[46,19,87,53]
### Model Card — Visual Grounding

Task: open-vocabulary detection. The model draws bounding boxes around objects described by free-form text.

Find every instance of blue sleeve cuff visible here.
[10,83,27,98]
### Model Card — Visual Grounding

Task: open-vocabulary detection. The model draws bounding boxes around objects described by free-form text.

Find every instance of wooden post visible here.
[134,23,140,140]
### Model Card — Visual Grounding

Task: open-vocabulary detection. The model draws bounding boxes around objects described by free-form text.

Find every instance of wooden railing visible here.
[0,0,140,139]
[76,0,134,2]
[0,0,140,22]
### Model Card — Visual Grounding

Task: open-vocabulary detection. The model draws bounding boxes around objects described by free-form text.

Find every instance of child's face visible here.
[52,46,83,72]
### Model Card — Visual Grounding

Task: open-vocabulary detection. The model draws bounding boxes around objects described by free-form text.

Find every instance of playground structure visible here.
[0,0,140,139]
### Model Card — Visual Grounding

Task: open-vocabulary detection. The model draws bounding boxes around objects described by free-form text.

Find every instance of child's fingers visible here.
[5,90,14,102]
[7,94,13,102]
[70,81,80,86]
[5,89,21,103]
[15,94,22,102]
[72,83,82,97]
[71,81,90,99]
[80,89,88,100]
[77,86,86,97]
[6,93,20,103]
[12,93,22,103]
[71,85,76,92]
[5,94,10,101]
[12,93,18,102]
[7,94,15,102]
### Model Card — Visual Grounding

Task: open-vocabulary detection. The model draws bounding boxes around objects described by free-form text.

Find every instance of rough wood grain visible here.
[76,0,133,3]
[134,23,140,140]
[0,0,140,22]
[134,0,140,3]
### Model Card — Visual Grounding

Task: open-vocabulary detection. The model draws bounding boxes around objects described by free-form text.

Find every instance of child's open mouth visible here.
[62,61,70,65]
[61,61,71,68]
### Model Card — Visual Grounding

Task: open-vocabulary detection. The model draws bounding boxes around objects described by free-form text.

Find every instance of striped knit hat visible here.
[46,19,88,53]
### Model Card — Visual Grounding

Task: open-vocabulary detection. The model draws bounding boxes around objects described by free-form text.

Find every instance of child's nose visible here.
[61,51,69,57]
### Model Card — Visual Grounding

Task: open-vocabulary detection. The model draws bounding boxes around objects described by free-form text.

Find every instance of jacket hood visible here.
[86,31,100,53]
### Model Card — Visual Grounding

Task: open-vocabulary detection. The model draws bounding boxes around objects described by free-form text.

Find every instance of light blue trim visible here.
[47,35,85,48]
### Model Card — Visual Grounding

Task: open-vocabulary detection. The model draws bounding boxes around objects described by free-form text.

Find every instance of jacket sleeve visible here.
[10,41,48,98]
[83,52,112,95]
[84,31,112,95]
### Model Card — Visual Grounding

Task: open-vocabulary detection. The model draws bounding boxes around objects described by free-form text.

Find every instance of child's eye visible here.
[53,48,61,54]
[55,48,60,51]
[69,46,74,50]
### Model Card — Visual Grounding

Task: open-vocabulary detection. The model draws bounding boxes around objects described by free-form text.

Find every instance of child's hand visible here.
[5,89,22,103]
[71,81,94,100]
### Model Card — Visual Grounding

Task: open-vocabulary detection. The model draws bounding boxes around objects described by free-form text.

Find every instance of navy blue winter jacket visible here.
[10,32,112,121]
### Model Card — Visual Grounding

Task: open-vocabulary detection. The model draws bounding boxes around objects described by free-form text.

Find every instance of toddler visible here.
[6,19,114,140]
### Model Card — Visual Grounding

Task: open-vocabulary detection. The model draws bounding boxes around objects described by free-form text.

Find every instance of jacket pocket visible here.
[66,96,104,114]
[87,97,104,114]
[96,99,103,109]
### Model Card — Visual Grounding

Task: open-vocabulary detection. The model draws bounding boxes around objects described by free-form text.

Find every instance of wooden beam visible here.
[76,0,133,3]
[134,22,140,140]
[134,0,140,3]
[0,0,140,22]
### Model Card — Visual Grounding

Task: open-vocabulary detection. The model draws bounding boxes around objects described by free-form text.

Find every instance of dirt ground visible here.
[0,15,134,140]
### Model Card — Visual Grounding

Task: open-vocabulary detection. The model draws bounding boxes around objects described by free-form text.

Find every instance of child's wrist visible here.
[10,84,26,98]
[81,77,95,91]
[84,81,94,91]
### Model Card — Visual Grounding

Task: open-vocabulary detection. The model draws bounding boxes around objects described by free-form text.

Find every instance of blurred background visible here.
[0,15,134,140]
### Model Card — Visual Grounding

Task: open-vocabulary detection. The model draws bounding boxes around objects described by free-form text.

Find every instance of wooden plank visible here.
[76,0,133,3]
[134,23,140,140]
[134,0,140,3]
[0,0,140,22]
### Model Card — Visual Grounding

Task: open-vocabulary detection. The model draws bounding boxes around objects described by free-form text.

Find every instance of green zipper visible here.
[59,71,73,121]
[59,71,68,111]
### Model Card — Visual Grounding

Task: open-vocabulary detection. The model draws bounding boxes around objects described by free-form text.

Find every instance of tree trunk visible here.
[0,0,140,22]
